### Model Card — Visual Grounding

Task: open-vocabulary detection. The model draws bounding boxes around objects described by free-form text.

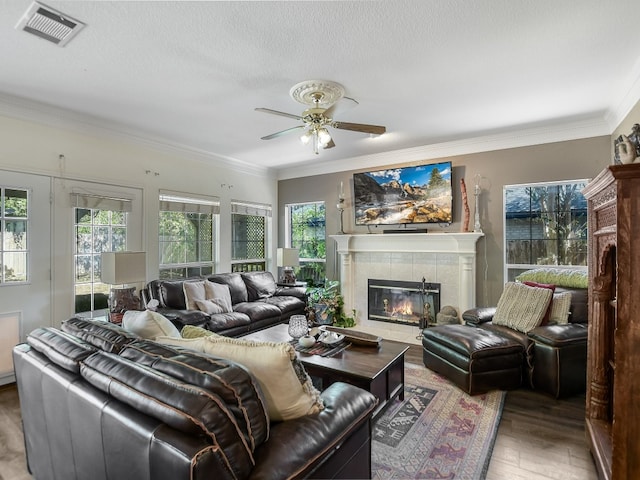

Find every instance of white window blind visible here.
[231,201,272,217]
[70,193,132,212]
[160,193,220,214]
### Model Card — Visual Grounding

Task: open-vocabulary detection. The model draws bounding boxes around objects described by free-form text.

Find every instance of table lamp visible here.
[276,248,299,284]
[101,251,146,323]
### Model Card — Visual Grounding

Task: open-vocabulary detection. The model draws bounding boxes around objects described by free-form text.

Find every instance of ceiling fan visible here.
[256,80,386,154]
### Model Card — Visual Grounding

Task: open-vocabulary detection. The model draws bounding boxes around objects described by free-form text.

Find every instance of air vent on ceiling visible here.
[16,2,85,47]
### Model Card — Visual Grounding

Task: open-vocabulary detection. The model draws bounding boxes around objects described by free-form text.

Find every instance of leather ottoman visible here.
[422,325,524,395]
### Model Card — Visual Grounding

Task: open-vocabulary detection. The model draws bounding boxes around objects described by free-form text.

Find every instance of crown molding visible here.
[0,93,273,179]
[605,54,640,130]
[276,117,612,180]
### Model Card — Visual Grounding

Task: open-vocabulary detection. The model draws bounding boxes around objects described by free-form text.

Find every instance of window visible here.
[73,194,131,313]
[1,187,29,284]
[231,201,271,273]
[504,180,588,281]
[159,193,219,279]
[286,202,326,284]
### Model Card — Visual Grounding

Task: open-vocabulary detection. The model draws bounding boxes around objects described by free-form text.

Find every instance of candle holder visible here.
[473,175,483,233]
[337,196,345,234]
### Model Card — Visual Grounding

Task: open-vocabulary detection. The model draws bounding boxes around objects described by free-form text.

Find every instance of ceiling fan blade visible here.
[260,125,305,140]
[333,121,386,135]
[255,107,302,121]
[323,138,336,149]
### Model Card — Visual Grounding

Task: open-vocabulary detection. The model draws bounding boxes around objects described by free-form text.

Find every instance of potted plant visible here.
[305,280,356,327]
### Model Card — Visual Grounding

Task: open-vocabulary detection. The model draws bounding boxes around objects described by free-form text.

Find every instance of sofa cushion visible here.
[61,317,139,353]
[233,301,282,321]
[493,282,553,333]
[557,286,588,324]
[549,291,572,324]
[262,295,307,316]
[26,327,96,373]
[119,340,270,451]
[159,279,193,310]
[522,281,556,325]
[204,280,233,312]
[515,268,588,289]
[182,280,206,310]
[80,351,255,480]
[122,310,181,340]
[181,325,221,338]
[208,273,248,304]
[528,323,588,347]
[196,299,225,315]
[205,312,252,333]
[241,271,277,301]
[157,335,324,421]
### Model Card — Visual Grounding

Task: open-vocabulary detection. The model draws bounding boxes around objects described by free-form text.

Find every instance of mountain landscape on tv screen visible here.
[354,163,452,225]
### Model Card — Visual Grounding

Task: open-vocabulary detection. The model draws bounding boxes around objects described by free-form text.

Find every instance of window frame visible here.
[0,186,30,285]
[230,201,271,273]
[285,201,326,284]
[503,179,588,282]
[159,193,219,280]
[73,197,130,313]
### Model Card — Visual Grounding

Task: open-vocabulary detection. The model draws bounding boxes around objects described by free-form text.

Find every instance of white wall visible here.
[0,113,278,330]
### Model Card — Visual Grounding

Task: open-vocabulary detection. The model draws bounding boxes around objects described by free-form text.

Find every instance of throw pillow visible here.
[181,325,221,339]
[204,280,233,313]
[183,280,206,311]
[515,268,588,289]
[195,299,225,315]
[549,291,572,324]
[122,310,180,340]
[158,335,324,421]
[493,282,553,333]
[522,281,556,325]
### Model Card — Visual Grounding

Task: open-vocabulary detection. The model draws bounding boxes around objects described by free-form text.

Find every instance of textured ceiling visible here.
[1,0,639,178]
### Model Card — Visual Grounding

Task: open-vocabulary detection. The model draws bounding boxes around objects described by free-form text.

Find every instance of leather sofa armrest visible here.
[528,323,588,347]
[274,286,307,300]
[462,307,496,326]
[156,308,210,328]
[250,382,377,479]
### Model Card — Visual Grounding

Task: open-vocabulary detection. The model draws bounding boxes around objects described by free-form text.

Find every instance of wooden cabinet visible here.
[582,164,640,480]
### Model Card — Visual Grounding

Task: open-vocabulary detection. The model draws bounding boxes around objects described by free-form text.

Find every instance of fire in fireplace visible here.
[368,279,440,327]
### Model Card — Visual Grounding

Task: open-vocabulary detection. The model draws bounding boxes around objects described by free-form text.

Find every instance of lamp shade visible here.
[101,251,146,285]
[276,248,299,267]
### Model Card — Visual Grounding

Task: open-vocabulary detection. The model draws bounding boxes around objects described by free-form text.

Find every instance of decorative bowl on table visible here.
[298,335,316,348]
[318,330,345,346]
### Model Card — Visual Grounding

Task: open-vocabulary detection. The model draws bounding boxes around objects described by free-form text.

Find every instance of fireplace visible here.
[331,232,482,345]
[368,279,440,327]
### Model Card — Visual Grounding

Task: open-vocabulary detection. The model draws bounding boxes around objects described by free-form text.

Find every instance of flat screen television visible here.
[353,161,453,226]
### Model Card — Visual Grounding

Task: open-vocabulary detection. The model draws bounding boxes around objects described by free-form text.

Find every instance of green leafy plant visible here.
[305,280,356,328]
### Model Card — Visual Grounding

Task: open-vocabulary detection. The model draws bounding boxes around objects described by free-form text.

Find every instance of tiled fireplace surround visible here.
[331,232,483,345]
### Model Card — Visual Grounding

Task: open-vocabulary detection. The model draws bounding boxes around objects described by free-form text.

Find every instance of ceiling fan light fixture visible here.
[300,130,312,144]
[318,128,332,146]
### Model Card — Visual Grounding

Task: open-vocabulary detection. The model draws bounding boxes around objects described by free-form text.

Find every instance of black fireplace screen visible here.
[368,278,440,327]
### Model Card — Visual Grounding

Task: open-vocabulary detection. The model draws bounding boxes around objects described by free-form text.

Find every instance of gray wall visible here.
[278,136,611,307]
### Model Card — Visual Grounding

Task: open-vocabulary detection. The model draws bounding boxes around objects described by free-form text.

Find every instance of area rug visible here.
[372,363,506,479]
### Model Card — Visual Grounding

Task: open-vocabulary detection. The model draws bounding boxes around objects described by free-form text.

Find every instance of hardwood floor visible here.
[0,385,30,480]
[0,345,597,479]
[405,344,597,480]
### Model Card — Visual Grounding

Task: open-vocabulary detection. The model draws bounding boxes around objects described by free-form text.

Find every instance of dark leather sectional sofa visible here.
[423,285,588,398]
[141,271,307,336]
[13,318,378,480]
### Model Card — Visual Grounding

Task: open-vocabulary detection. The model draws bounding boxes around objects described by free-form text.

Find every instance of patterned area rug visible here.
[372,363,506,479]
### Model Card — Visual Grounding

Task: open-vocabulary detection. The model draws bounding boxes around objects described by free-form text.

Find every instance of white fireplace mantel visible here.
[332,232,483,256]
[330,232,483,342]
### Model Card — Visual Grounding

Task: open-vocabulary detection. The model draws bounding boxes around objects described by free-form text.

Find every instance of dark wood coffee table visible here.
[241,324,409,419]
